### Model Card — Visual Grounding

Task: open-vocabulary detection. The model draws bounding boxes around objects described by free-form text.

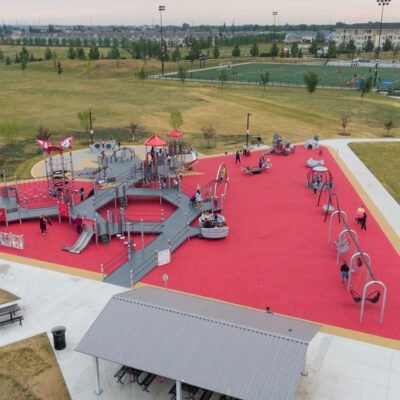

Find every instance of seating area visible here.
[0,304,24,327]
[114,365,240,399]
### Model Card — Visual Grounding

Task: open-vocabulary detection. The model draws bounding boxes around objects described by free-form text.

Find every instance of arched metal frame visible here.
[335,229,357,265]
[360,281,387,324]
[347,252,371,292]
[328,210,347,244]
[306,166,332,189]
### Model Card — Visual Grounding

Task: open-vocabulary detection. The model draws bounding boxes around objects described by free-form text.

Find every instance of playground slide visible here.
[183,150,198,170]
[62,225,94,254]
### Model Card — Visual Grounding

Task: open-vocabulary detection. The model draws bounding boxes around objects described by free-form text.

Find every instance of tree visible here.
[394,45,400,57]
[44,47,52,60]
[171,46,181,61]
[213,46,220,58]
[383,38,392,52]
[76,47,86,60]
[309,40,318,56]
[346,39,356,56]
[359,76,373,104]
[315,31,325,43]
[383,120,393,137]
[20,47,29,72]
[88,45,100,60]
[201,125,217,148]
[365,39,374,52]
[303,71,320,94]
[232,45,241,57]
[290,42,299,57]
[56,60,63,78]
[37,125,51,141]
[0,50,4,62]
[67,46,76,59]
[270,42,279,59]
[250,42,259,57]
[168,108,183,130]
[298,49,303,58]
[109,45,120,59]
[136,66,146,87]
[340,113,351,135]
[14,53,21,63]
[177,64,187,87]
[103,37,110,47]
[327,41,337,58]
[260,72,270,97]
[218,69,228,90]
[77,109,95,133]
[5,56,11,65]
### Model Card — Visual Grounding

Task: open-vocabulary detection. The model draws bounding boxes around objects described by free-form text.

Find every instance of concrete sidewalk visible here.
[0,261,399,400]
[320,138,400,239]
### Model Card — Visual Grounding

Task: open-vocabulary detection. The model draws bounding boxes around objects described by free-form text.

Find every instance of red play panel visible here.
[1,147,399,340]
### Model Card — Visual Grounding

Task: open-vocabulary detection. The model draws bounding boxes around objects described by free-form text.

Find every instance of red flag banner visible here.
[0,208,6,222]
[59,136,74,149]
[36,139,51,150]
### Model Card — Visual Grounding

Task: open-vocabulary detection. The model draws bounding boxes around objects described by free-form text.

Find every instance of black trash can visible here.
[51,326,66,350]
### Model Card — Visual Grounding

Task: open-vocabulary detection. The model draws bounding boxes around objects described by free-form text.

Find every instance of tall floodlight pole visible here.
[272,11,278,41]
[246,113,252,147]
[374,0,391,87]
[159,5,166,76]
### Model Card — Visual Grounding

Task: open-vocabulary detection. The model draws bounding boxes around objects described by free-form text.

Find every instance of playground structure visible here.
[241,155,272,175]
[307,167,387,325]
[306,158,324,168]
[304,136,320,150]
[263,133,295,156]
[0,134,223,287]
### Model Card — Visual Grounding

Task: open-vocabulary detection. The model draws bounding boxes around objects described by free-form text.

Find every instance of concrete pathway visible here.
[320,138,400,239]
[0,261,399,400]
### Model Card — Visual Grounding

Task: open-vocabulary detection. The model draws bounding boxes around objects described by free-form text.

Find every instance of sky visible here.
[1,0,399,26]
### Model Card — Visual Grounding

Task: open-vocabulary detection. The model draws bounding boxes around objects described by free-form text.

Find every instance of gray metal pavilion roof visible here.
[76,286,321,400]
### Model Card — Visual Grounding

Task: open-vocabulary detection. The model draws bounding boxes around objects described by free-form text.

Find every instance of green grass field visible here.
[0,56,399,178]
[170,62,400,89]
[349,142,400,204]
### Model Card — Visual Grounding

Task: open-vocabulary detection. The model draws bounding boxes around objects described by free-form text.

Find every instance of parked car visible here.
[353,57,371,62]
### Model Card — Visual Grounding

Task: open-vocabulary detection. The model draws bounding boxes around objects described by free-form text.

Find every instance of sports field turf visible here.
[170,62,400,89]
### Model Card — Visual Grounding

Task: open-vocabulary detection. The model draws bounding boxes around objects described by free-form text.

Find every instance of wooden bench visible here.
[0,304,23,327]
[139,373,156,392]
[199,390,213,400]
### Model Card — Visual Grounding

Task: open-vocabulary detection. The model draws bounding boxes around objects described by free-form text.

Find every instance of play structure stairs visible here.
[100,234,110,245]
[118,197,127,208]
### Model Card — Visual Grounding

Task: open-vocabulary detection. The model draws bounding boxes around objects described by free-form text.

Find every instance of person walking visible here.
[235,150,241,164]
[79,187,85,202]
[340,261,349,284]
[360,212,367,231]
[74,215,83,234]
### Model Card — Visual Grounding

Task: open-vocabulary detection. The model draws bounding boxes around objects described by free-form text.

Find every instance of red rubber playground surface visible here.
[1,147,400,340]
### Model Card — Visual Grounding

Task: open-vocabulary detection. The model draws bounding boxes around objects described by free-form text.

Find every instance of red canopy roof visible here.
[167,129,183,138]
[144,134,166,147]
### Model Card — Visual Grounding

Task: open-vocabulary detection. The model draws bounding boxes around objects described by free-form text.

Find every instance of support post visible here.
[360,281,387,324]
[17,206,22,224]
[161,209,164,227]
[176,380,182,400]
[57,201,61,223]
[141,218,144,250]
[114,187,118,208]
[127,222,131,260]
[101,264,104,281]
[130,269,133,287]
[347,252,371,292]
[107,210,111,242]
[94,217,98,245]
[93,356,102,395]
[301,350,308,376]
[328,210,347,244]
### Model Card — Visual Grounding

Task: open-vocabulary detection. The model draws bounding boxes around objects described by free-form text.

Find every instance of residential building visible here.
[333,23,400,49]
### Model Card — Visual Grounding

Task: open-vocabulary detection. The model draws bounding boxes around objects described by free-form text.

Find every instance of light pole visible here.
[272,11,278,41]
[159,5,166,76]
[89,110,94,145]
[374,0,391,87]
[246,113,252,147]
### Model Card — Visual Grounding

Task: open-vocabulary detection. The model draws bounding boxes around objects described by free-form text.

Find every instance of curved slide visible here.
[183,149,198,170]
[62,225,94,254]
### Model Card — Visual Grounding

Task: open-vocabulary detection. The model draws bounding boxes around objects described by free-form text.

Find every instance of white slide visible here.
[62,225,94,254]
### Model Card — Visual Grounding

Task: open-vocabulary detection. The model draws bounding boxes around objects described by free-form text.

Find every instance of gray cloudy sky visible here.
[1,0,399,26]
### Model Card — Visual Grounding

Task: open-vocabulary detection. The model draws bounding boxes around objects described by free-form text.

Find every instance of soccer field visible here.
[169,62,400,89]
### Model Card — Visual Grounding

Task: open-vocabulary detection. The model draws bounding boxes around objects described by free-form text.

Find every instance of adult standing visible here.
[340,261,349,284]
[361,212,367,231]
[235,151,241,164]
[195,190,202,209]
[79,187,85,202]
[39,214,51,235]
